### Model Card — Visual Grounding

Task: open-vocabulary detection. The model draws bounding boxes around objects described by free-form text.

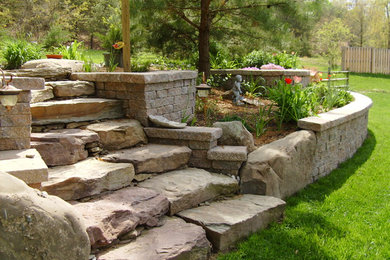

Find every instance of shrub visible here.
[242,75,266,98]
[242,50,299,69]
[43,24,71,50]
[3,40,42,69]
[242,50,272,68]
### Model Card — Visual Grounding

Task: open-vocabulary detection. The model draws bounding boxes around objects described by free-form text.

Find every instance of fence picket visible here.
[342,47,390,74]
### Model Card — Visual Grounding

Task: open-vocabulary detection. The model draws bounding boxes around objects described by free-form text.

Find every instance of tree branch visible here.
[210,2,288,14]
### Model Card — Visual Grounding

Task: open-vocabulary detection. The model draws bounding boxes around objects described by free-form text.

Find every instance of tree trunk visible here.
[198,0,211,78]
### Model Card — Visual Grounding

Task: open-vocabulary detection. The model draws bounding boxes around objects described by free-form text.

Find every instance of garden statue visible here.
[232,74,244,105]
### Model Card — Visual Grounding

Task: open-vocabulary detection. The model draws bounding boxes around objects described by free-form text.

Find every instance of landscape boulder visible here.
[213,121,256,152]
[0,171,90,260]
[240,130,316,199]
[86,119,147,150]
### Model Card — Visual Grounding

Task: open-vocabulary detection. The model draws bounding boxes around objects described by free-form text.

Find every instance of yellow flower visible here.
[112,41,125,49]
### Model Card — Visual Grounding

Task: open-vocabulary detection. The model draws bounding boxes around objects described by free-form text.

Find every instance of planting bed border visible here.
[240,92,372,199]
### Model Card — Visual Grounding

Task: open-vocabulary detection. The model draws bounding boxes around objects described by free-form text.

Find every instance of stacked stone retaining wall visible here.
[240,92,372,198]
[71,71,197,126]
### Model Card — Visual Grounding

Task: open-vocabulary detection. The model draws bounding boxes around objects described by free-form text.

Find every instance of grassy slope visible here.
[219,61,390,259]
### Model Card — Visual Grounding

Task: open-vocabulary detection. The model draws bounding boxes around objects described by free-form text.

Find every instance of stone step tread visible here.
[100,144,191,174]
[97,217,211,260]
[72,186,169,249]
[31,98,124,125]
[45,80,95,98]
[207,145,248,162]
[138,167,239,215]
[0,149,48,184]
[85,119,147,151]
[144,126,222,142]
[42,157,135,201]
[177,194,286,251]
[30,129,99,167]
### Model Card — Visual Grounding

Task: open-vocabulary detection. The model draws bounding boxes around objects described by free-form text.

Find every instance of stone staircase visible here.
[5,74,286,259]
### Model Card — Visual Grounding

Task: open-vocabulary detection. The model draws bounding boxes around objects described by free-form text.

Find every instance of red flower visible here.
[328,74,332,78]
[284,78,293,84]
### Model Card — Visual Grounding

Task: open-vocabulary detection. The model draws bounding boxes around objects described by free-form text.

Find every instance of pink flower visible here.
[293,76,302,84]
[260,63,285,70]
[242,67,260,70]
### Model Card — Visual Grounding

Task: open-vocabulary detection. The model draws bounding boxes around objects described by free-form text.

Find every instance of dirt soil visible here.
[194,89,297,147]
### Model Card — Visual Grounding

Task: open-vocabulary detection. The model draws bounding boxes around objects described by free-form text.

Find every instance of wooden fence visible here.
[342,47,390,74]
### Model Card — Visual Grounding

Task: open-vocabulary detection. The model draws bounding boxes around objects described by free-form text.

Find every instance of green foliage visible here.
[2,40,42,69]
[311,83,353,111]
[219,115,253,132]
[43,24,71,50]
[219,72,390,260]
[242,50,272,68]
[254,105,273,137]
[242,50,299,69]
[99,24,122,52]
[242,76,266,98]
[315,18,351,68]
[58,40,84,60]
[266,79,318,128]
[207,74,232,88]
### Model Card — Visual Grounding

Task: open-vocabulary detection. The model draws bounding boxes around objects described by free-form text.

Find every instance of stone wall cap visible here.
[211,69,310,76]
[4,76,45,90]
[298,92,373,132]
[71,70,197,84]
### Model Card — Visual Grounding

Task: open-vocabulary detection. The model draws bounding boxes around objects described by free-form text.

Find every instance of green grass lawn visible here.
[219,61,390,259]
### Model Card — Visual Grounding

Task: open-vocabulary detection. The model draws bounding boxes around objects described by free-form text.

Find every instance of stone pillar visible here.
[0,77,45,150]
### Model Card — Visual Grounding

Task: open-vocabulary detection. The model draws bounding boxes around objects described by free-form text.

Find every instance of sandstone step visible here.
[145,126,222,150]
[45,80,95,98]
[177,194,286,251]
[97,217,211,260]
[138,168,239,215]
[0,149,48,185]
[100,144,191,174]
[72,186,169,249]
[31,129,99,166]
[207,145,248,161]
[31,98,124,125]
[42,157,135,201]
[86,119,147,150]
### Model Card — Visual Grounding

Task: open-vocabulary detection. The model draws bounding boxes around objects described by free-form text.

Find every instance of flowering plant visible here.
[260,63,285,70]
[242,67,260,70]
[112,41,124,50]
[284,78,293,84]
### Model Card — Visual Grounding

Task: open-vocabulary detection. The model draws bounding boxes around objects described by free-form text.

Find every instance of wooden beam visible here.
[121,0,131,72]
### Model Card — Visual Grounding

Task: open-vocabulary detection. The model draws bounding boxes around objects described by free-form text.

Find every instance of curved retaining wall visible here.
[240,92,373,199]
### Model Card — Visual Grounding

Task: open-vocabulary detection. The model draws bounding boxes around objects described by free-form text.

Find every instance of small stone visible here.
[148,115,187,128]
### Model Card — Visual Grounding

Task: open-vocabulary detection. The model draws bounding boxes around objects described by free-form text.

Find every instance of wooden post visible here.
[121,0,131,72]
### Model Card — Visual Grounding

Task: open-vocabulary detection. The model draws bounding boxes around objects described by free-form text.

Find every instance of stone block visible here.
[42,158,134,201]
[144,126,222,142]
[72,187,169,248]
[177,194,285,251]
[86,119,147,150]
[0,149,48,183]
[31,86,54,103]
[97,217,210,260]
[46,80,95,97]
[138,168,239,215]
[101,144,191,174]
[207,146,247,161]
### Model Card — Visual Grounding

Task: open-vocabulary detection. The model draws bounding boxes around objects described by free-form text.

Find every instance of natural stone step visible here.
[86,119,147,150]
[42,157,135,201]
[100,144,191,174]
[207,145,248,161]
[72,186,169,249]
[31,98,124,125]
[97,217,211,260]
[144,126,222,149]
[177,194,286,251]
[46,80,95,98]
[31,85,54,103]
[30,129,99,166]
[0,149,48,185]
[138,168,239,215]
